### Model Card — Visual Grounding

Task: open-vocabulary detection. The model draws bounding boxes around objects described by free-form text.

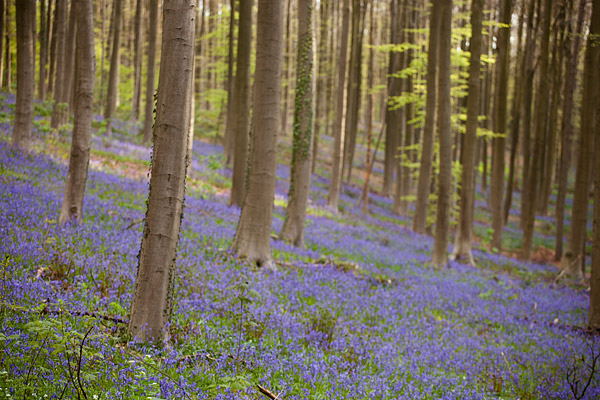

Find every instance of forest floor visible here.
[1,92,598,399]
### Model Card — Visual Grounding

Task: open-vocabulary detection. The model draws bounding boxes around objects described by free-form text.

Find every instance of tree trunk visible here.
[582,0,600,331]
[12,0,35,150]
[413,0,440,234]
[280,0,292,136]
[522,0,553,260]
[556,0,586,261]
[222,0,237,164]
[228,0,253,208]
[561,0,599,279]
[361,1,374,215]
[312,0,329,174]
[142,0,158,144]
[342,0,366,182]
[131,0,143,121]
[63,2,77,118]
[59,0,95,224]
[326,0,350,210]
[0,0,5,89]
[38,0,48,99]
[128,0,196,343]
[382,0,401,196]
[490,0,512,250]
[50,0,68,131]
[503,0,525,224]
[104,0,122,136]
[232,0,284,266]
[431,0,452,267]
[451,0,483,266]
[280,0,313,246]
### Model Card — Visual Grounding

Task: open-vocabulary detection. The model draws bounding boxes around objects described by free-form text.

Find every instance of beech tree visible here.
[431,0,452,267]
[59,0,95,224]
[104,0,122,136]
[228,0,254,208]
[280,0,314,247]
[142,0,159,144]
[232,0,284,266]
[327,0,350,210]
[412,0,440,235]
[50,0,67,131]
[451,0,483,266]
[128,0,196,343]
[12,0,35,150]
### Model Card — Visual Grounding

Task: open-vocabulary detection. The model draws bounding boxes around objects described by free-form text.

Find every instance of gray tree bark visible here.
[326,0,350,210]
[232,0,284,266]
[490,0,512,250]
[142,0,158,144]
[228,0,254,208]
[280,0,314,247]
[522,0,552,260]
[431,0,452,267]
[50,0,68,131]
[131,0,143,121]
[561,0,599,279]
[222,0,237,164]
[412,0,440,234]
[128,0,196,343]
[59,0,95,224]
[12,0,35,150]
[104,0,122,136]
[451,0,483,266]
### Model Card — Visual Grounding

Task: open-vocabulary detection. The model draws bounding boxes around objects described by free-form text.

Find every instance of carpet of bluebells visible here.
[1,92,599,399]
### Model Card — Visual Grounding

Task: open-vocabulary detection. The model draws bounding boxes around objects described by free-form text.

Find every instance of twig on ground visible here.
[257,383,284,400]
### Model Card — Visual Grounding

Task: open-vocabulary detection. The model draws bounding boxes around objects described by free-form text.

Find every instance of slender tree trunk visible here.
[490,0,512,250]
[360,1,374,214]
[312,0,329,174]
[451,0,483,266]
[104,0,122,136]
[503,0,525,223]
[50,0,68,130]
[431,0,452,267]
[0,0,5,89]
[59,0,95,224]
[232,0,284,266]
[281,0,313,246]
[519,0,537,228]
[47,0,59,96]
[590,66,600,330]
[343,0,366,182]
[413,0,440,234]
[38,0,47,99]
[382,0,400,196]
[129,0,195,344]
[523,0,553,260]
[12,0,35,150]
[327,0,350,210]
[63,2,77,118]
[279,0,292,136]
[142,0,158,144]
[222,0,237,164]
[228,0,253,208]
[131,0,143,120]
[561,0,599,279]
[556,0,586,261]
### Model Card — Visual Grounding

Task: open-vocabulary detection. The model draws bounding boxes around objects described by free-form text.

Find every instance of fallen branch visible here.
[257,384,284,400]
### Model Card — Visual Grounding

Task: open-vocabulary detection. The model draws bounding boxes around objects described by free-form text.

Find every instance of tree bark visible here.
[522,0,552,260]
[104,0,122,136]
[131,0,143,121]
[63,2,77,118]
[312,0,330,174]
[128,0,196,343]
[280,0,313,246]
[590,68,600,330]
[38,0,48,99]
[222,0,237,164]
[228,0,253,208]
[413,0,440,234]
[142,0,159,144]
[280,0,292,136]
[562,0,599,279]
[59,0,95,224]
[12,0,35,150]
[382,0,401,196]
[431,0,452,267]
[232,0,284,266]
[556,0,586,261]
[50,0,68,131]
[490,0,512,250]
[361,1,374,215]
[451,0,483,266]
[326,0,350,210]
